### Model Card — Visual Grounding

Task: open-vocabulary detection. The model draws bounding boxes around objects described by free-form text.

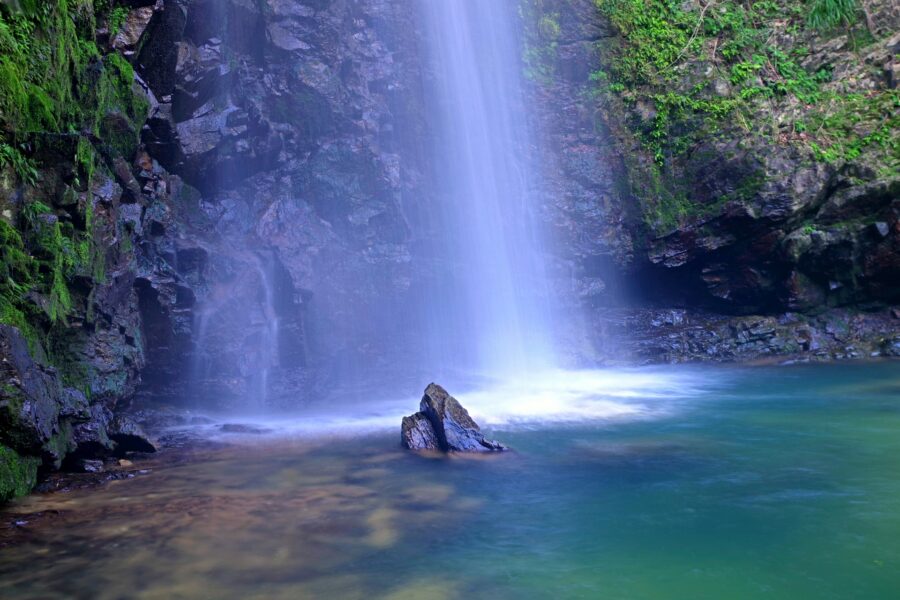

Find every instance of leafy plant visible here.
[807,0,857,29]
[0,142,38,184]
[108,6,128,34]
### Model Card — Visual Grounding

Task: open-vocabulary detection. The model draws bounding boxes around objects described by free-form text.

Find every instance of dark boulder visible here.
[71,405,116,458]
[401,383,507,453]
[109,414,158,453]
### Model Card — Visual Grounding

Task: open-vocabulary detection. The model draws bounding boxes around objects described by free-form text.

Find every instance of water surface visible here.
[2,363,899,599]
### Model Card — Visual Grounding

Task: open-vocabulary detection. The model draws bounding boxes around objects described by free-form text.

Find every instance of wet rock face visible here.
[108,415,158,454]
[402,384,507,453]
[525,0,635,307]
[0,325,70,455]
[131,0,430,405]
[0,325,146,472]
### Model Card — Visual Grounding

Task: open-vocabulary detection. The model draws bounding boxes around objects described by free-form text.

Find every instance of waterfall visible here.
[419,0,557,376]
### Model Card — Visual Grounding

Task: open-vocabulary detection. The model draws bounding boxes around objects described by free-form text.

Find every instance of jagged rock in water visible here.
[400,413,440,451]
[401,383,507,453]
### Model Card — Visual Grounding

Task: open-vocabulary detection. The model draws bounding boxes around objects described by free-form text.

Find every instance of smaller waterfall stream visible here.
[252,253,281,408]
[189,250,282,408]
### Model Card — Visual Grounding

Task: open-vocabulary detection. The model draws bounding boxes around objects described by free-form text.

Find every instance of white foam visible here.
[457,368,701,427]
[195,367,714,439]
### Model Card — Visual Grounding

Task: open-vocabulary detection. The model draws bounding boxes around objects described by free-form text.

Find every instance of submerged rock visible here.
[72,459,105,474]
[401,384,507,453]
[219,423,272,435]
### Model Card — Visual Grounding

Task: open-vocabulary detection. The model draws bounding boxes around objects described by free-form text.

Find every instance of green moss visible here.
[0,444,39,502]
[108,5,128,34]
[589,0,898,233]
[0,2,146,469]
[26,206,80,324]
[0,1,136,370]
[42,420,75,469]
[520,0,561,84]
[91,52,149,157]
[0,219,41,350]
[1,1,148,148]
[592,0,895,167]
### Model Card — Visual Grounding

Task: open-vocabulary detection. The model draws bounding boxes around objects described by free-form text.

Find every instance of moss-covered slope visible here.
[524,0,898,314]
[0,0,161,502]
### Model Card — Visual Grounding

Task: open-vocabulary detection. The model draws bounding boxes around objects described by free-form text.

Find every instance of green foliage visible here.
[0,0,134,354]
[0,220,39,347]
[108,5,128,34]
[0,0,147,146]
[24,205,75,323]
[807,0,857,29]
[590,0,897,231]
[595,0,699,86]
[91,52,148,157]
[806,90,899,164]
[0,1,78,133]
[0,142,38,184]
[592,0,848,164]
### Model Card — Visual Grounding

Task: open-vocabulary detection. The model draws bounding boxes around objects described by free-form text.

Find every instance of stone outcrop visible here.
[522,0,899,361]
[400,412,440,451]
[0,1,195,498]
[585,307,900,364]
[402,384,507,453]
[0,324,154,500]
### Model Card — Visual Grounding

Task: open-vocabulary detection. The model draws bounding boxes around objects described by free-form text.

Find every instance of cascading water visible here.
[419,0,559,377]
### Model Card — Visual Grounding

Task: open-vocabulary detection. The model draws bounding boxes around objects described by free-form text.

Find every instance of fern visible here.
[0,143,39,185]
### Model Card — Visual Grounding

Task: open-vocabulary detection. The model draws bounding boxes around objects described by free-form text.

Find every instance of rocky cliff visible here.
[0,0,175,500]
[131,0,429,405]
[0,0,430,499]
[521,0,899,361]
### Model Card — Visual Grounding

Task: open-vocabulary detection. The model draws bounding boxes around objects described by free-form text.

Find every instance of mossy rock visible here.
[0,444,39,502]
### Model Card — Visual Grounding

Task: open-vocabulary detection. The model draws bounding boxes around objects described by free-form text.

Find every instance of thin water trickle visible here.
[188,250,282,408]
[251,252,281,408]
